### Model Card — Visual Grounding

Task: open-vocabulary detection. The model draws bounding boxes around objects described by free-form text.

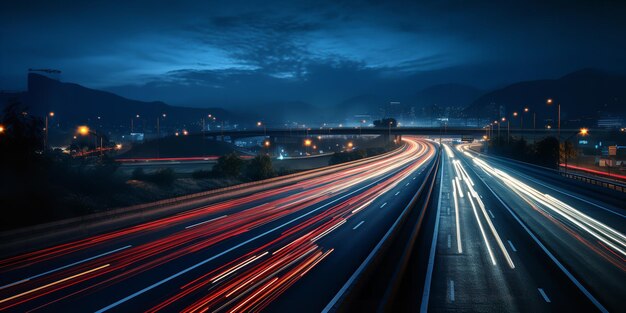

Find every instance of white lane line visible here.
[488,210,495,219]
[413,176,417,180]
[394,191,400,196]
[452,180,462,254]
[406,182,410,186]
[185,215,228,229]
[98,165,404,313]
[353,221,365,230]
[463,158,609,313]
[420,153,445,313]
[0,245,132,291]
[447,235,451,248]
[507,240,517,252]
[538,288,551,303]
[449,280,455,301]
[380,202,387,208]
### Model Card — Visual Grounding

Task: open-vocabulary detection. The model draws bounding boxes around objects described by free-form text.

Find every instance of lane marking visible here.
[538,288,551,303]
[488,210,495,219]
[185,215,228,229]
[447,235,451,248]
[394,191,400,196]
[0,264,110,305]
[452,180,462,253]
[507,240,517,252]
[380,202,387,208]
[406,182,410,186]
[353,221,365,230]
[420,153,444,313]
[449,280,455,301]
[0,245,131,291]
[98,161,412,313]
[461,155,609,313]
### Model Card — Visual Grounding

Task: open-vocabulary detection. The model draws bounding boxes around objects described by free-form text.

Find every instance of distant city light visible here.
[115,144,123,150]
[304,139,312,146]
[49,112,55,117]
[183,130,189,136]
[546,98,553,104]
[580,128,589,136]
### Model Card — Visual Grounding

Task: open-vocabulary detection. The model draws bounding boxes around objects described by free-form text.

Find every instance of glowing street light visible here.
[115,144,123,150]
[579,128,589,136]
[0,125,4,134]
[77,125,90,136]
[264,140,271,147]
[183,130,189,136]
[513,112,518,117]
[304,139,312,146]
[175,132,180,136]
[257,121,262,126]
[347,142,354,149]
[524,107,529,112]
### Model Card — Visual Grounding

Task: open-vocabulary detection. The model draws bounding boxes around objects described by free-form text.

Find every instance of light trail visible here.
[452,179,462,253]
[0,137,435,312]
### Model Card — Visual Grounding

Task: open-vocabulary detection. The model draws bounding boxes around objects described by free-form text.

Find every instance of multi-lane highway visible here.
[0,137,437,312]
[422,143,625,313]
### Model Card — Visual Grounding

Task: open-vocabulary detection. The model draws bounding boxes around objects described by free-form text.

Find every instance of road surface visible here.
[422,143,625,313]
[0,137,436,312]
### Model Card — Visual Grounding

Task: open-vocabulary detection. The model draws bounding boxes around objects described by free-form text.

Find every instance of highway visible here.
[422,143,625,312]
[0,137,437,312]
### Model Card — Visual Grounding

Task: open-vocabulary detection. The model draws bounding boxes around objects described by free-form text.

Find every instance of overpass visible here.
[195,127,603,141]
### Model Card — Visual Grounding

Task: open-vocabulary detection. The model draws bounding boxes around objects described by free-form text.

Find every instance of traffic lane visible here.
[263,162,434,312]
[1,161,420,312]
[0,142,420,281]
[458,151,621,312]
[2,142,434,312]
[429,152,556,312]
[466,149,626,223]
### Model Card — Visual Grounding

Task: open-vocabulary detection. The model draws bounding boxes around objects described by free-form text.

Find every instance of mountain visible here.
[464,69,626,121]
[0,73,250,129]
[414,83,483,108]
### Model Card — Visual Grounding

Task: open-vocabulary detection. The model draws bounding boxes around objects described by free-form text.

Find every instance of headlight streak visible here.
[453,154,515,268]
[470,152,626,263]
[0,138,435,312]
[466,191,497,265]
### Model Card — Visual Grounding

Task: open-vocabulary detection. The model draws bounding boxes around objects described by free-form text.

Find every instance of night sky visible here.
[2,0,626,110]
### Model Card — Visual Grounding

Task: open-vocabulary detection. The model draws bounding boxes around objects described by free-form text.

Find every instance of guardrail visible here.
[559,171,626,193]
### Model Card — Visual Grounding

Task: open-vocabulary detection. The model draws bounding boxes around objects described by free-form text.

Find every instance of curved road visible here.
[0,137,436,312]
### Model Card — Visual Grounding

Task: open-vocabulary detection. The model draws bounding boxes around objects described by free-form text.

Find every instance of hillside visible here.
[464,69,626,121]
[0,74,248,128]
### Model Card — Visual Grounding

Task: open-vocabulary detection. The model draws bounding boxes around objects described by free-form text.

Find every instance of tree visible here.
[534,136,560,168]
[560,141,577,165]
[213,152,244,177]
[246,155,275,180]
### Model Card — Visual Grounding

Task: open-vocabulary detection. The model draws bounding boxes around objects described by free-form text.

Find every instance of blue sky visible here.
[2,0,626,109]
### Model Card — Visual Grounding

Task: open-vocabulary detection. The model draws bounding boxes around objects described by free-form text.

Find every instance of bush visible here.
[329,150,367,165]
[246,155,275,180]
[213,152,244,177]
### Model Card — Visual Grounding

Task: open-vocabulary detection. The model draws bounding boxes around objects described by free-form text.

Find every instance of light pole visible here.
[44,111,54,151]
[257,121,266,137]
[563,128,588,172]
[547,98,560,139]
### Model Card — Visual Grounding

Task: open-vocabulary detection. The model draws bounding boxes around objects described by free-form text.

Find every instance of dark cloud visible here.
[1,0,626,110]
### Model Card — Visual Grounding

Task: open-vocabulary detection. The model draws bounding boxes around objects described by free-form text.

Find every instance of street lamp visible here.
[563,128,589,172]
[44,112,54,150]
[0,125,5,134]
[78,125,90,136]
[547,98,560,138]
[183,130,189,136]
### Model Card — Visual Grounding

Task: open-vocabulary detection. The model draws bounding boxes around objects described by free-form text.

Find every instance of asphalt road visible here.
[0,137,436,312]
[422,143,625,313]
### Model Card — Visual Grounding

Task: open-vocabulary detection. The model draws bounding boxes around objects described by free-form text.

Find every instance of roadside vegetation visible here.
[486,136,564,169]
